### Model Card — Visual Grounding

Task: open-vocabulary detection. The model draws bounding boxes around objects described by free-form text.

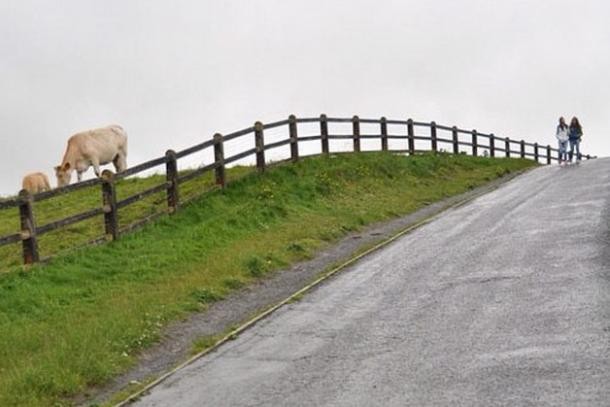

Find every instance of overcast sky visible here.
[1,0,609,194]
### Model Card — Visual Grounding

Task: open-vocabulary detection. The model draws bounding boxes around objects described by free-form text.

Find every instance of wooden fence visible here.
[0,115,594,266]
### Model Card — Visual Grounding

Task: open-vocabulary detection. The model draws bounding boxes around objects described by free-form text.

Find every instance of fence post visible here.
[407,119,415,155]
[165,149,179,213]
[18,189,39,265]
[520,140,525,158]
[289,115,299,163]
[505,138,510,158]
[101,170,118,241]
[213,133,226,187]
[489,134,495,158]
[320,114,329,155]
[471,130,478,157]
[255,121,265,172]
[352,115,361,152]
[452,126,459,154]
[430,121,438,153]
[380,117,388,152]
[534,142,539,163]
[546,145,551,164]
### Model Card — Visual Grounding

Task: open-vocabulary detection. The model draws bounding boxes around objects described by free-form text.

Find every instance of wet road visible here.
[135,159,610,407]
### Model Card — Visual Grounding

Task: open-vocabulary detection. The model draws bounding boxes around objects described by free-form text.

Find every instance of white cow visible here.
[55,125,128,187]
[22,172,51,194]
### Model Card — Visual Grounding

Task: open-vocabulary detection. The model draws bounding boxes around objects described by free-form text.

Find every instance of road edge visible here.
[115,165,537,406]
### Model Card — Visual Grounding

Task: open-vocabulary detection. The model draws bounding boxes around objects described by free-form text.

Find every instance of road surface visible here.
[134,159,610,406]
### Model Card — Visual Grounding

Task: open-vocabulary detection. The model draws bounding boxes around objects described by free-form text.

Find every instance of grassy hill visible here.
[0,152,535,405]
[0,166,253,269]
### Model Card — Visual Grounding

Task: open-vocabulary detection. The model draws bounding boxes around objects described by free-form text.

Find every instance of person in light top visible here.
[555,117,569,165]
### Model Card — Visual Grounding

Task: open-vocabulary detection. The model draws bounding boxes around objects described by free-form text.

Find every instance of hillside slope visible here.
[0,152,535,406]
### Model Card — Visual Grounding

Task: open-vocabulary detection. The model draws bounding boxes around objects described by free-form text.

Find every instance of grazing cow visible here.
[55,125,128,187]
[22,172,51,194]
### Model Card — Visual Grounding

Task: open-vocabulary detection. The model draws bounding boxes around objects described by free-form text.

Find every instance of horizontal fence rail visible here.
[0,114,595,267]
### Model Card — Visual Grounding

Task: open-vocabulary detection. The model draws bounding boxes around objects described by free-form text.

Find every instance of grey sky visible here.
[1,0,609,194]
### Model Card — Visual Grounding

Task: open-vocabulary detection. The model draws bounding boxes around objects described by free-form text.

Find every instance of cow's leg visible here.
[118,154,127,172]
[113,153,127,173]
[113,155,120,172]
[91,159,102,177]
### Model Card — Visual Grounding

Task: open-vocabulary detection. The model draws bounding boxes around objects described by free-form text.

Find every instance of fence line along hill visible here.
[0,115,594,268]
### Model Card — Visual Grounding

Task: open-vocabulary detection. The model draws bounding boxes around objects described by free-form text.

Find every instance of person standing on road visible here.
[556,117,569,165]
[568,117,583,162]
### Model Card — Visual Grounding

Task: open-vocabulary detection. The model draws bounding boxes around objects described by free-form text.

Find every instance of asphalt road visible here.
[134,159,610,407]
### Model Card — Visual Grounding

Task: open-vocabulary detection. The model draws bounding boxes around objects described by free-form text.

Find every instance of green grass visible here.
[0,166,254,269]
[0,152,535,405]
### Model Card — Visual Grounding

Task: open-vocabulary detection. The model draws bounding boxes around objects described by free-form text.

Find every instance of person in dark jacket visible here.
[568,117,583,162]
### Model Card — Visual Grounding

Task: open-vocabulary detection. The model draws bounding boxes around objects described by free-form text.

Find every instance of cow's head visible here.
[54,163,72,187]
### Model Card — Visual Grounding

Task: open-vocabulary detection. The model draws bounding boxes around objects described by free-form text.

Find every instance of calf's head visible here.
[54,163,72,187]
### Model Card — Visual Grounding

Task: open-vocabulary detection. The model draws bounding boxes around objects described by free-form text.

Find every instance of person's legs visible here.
[568,140,575,162]
[559,141,567,162]
[575,139,581,161]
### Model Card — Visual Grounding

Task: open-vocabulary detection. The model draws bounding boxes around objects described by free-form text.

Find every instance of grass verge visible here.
[0,152,535,405]
[0,166,254,269]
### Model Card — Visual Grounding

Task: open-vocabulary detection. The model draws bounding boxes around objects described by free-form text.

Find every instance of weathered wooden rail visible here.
[0,115,594,266]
